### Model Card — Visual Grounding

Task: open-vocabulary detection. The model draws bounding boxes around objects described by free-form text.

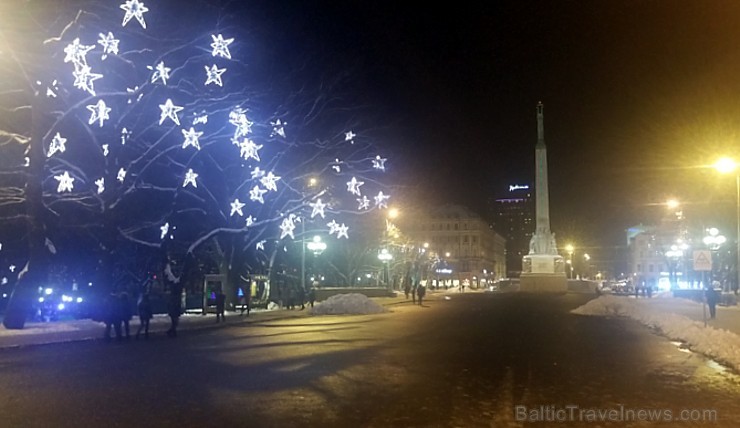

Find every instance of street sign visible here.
[693,250,713,271]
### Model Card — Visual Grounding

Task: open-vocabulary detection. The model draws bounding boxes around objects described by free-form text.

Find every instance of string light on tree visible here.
[239,138,262,161]
[117,168,126,182]
[309,198,327,218]
[345,130,355,143]
[230,198,246,217]
[246,216,255,227]
[260,172,280,192]
[256,240,266,251]
[97,32,119,58]
[181,127,203,150]
[249,185,267,204]
[279,214,298,239]
[95,178,105,194]
[372,155,386,171]
[374,191,390,209]
[250,167,265,179]
[149,61,171,85]
[160,222,169,240]
[270,119,286,138]
[102,144,109,157]
[47,133,67,158]
[357,196,370,210]
[346,176,364,196]
[335,223,349,239]
[72,64,102,96]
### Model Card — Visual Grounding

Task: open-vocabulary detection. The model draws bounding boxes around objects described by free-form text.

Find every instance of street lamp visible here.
[713,157,740,294]
[703,227,727,291]
[565,244,574,279]
[378,248,393,289]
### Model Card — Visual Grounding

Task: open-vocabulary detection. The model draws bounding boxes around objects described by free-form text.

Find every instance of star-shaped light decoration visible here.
[150,61,171,85]
[346,177,364,196]
[239,139,262,161]
[117,168,127,182]
[357,196,370,210]
[210,34,234,59]
[54,171,75,193]
[249,185,267,204]
[87,99,111,127]
[256,240,266,251]
[250,167,265,179]
[345,130,356,143]
[183,169,198,188]
[9,265,16,273]
[327,220,340,235]
[98,32,119,59]
[374,191,390,209]
[309,199,327,219]
[121,128,131,145]
[332,158,342,173]
[102,144,109,157]
[181,127,203,150]
[159,99,183,126]
[229,110,253,138]
[95,178,105,194]
[335,223,349,239]
[204,64,226,86]
[72,64,102,96]
[372,155,387,171]
[63,38,94,67]
[120,0,149,29]
[260,172,280,192]
[230,198,246,217]
[160,222,169,240]
[270,119,286,138]
[246,216,255,227]
[47,133,67,158]
[279,215,297,240]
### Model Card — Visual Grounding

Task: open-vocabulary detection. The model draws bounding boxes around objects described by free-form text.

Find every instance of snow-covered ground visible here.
[572,294,740,372]
[309,293,388,315]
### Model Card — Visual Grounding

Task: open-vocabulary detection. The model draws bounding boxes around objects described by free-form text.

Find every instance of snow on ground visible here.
[309,293,387,315]
[572,295,740,372]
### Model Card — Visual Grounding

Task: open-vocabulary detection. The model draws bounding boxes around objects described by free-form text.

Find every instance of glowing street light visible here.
[565,244,575,279]
[714,157,740,294]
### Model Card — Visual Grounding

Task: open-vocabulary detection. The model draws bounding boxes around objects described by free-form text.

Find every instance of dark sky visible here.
[240,1,740,253]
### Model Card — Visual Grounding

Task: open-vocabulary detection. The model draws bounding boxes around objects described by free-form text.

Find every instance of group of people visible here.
[282,284,316,310]
[403,282,426,305]
[101,289,153,341]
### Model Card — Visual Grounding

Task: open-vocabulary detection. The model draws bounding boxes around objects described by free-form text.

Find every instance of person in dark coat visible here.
[118,291,133,340]
[136,292,153,340]
[297,286,306,310]
[102,291,120,341]
[167,289,181,338]
[706,284,719,319]
[308,286,316,308]
[417,285,426,306]
[215,290,226,323]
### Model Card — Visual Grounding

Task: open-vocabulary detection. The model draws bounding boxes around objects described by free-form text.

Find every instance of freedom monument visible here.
[520,102,567,292]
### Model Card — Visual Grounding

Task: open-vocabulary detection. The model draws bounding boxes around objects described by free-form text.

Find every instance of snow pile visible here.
[572,295,740,371]
[310,293,387,315]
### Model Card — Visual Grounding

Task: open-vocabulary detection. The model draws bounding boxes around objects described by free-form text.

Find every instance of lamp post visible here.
[565,244,574,279]
[378,248,393,289]
[713,157,740,294]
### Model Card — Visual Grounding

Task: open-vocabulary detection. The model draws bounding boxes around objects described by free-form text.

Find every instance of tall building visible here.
[403,204,506,287]
[488,184,534,277]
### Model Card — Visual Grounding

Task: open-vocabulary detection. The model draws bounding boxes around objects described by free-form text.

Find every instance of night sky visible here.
[242,1,740,254]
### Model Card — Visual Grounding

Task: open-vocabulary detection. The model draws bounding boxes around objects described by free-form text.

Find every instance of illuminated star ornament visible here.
[357,196,370,210]
[260,172,280,192]
[374,191,390,209]
[309,199,327,218]
[120,0,149,29]
[181,127,203,150]
[345,130,356,144]
[256,240,266,251]
[98,32,119,59]
[150,61,171,84]
[327,220,340,235]
[335,223,349,239]
[204,64,226,86]
[239,139,262,161]
[159,99,184,126]
[95,178,105,194]
[246,216,255,227]
[102,144,109,157]
[117,168,127,182]
[47,133,67,158]
[64,38,95,66]
[72,64,103,96]
[249,185,267,204]
[229,110,253,139]
[160,222,169,240]
[372,155,387,171]
[271,119,286,138]
[250,167,265,179]
[210,34,234,59]
[183,169,198,188]
[87,99,111,127]
[279,215,297,240]
[346,177,364,196]
[54,171,75,193]
[230,199,246,217]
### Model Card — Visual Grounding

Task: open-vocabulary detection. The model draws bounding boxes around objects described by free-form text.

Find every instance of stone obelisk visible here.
[520,102,567,292]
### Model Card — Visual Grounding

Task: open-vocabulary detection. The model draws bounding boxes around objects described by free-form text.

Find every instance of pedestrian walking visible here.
[117,290,133,340]
[102,291,120,341]
[215,290,226,323]
[404,281,411,299]
[136,292,153,340]
[417,284,426,306]
[308,286,316,308]
[239,288,250,317]
[706,282,719,319]
[411,283,417,304]
[166,289,181,338]
[297,286,306,310]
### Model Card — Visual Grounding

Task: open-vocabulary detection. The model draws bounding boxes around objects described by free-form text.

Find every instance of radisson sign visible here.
[509,185,529,192]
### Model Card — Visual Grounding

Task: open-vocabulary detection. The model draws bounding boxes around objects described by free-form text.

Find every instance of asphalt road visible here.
[0,292,738,427]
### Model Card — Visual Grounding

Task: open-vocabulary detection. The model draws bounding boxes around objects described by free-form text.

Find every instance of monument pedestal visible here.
[520,254,567,293]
